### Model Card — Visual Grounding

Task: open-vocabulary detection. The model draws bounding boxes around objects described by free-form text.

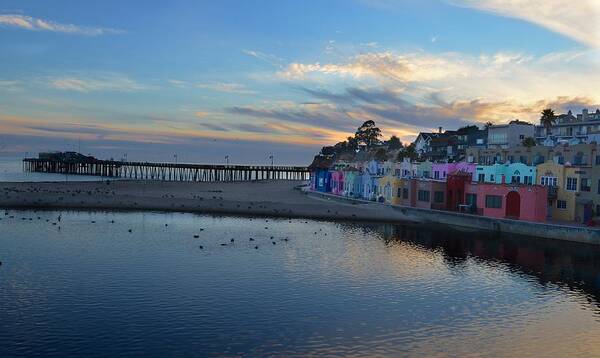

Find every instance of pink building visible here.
[432,162,476,181]
[463,182,547,222]
[330,170,345,196]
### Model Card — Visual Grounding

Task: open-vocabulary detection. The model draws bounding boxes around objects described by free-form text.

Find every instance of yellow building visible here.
[378,173,402,205]
[537,161,582,222]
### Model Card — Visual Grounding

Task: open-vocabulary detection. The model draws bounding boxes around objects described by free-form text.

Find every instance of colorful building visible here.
[308,156,333,192]
[432,162,476,181]
[412,179,447,210]
[330,168,345,196]
[379,172,407,205]
[536,161,596,223]
[472,183,548,222]
[416,161,433,179]
[342,167,362,198]
[361,160,382,200]
[475,163,536,185]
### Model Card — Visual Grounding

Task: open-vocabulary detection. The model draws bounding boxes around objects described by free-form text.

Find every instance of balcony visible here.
[548,186,558,199]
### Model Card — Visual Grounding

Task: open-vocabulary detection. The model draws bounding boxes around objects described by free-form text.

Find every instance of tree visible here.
[522,137,536,148]
[484,121,494,129]
[397,143,417,161]
[540,108,556,132]
[385,135,403,150]
[457,125,479,133]
[374,148,388,162]
[355,120,382,147]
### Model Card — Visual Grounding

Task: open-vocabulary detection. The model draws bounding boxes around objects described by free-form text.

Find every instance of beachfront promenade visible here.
[22,157,309,182]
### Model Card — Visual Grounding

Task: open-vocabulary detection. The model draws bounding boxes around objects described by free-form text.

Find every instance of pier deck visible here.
[22,158,309,182]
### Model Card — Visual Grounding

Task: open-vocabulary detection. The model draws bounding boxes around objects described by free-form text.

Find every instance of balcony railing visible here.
[548,186,558,199]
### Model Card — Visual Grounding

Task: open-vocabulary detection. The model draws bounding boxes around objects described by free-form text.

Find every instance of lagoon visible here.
[1,210,600,356]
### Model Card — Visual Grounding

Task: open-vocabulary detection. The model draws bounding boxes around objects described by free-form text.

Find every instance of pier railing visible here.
[22,158,309,182]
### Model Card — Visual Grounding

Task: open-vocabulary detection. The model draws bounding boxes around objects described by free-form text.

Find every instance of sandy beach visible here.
[0,180,413,223]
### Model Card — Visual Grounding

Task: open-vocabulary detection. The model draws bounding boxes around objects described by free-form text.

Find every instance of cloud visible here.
[279,51,472,83]
[450,0,600,48]
[49,74,147,92]
[195,82,256,94]
[0,14,124,36]
[242,49,283,67]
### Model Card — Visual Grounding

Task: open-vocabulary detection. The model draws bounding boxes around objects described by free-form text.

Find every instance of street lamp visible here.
[225,155,229,165]
[174,154,178,164]
[269,154,274,166]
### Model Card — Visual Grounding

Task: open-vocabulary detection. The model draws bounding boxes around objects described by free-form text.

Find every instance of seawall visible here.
[306,190,600,244]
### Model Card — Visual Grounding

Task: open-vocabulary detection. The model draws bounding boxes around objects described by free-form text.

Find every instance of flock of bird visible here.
[0,209,332,267]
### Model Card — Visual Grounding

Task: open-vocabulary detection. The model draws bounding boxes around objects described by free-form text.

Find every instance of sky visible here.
[0,0,599,165]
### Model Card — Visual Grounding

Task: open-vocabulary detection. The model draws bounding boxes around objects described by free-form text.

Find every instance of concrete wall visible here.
[306,190,600,245]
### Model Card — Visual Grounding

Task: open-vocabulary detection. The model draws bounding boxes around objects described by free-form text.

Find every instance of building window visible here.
[417,190,430,202]
[434,191,444,203]
[397,188,402,198]
[485,195,502,209]
[490,174,495,182]
[519,134,525,140]
[581,178,591,192]
[478,174,485,182]
[566,177,578,191]
[557,200,567,210]
[596,155,600,165]
[519,156,527,164]
[402,188,409,199]
[434,171,440,179]
[466,193,477,207]
[540,176,557,187]
[598,179,600,194]
[423,170,430,178]
[511,176,521,184]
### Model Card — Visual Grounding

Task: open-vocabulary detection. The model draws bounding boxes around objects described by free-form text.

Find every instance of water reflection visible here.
[384,224,600,312]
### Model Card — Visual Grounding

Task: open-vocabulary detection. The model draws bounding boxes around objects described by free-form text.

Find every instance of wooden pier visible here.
[22,158,309,182]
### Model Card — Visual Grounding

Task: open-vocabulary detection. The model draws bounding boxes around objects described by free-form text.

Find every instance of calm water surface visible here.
[1,210,600,357]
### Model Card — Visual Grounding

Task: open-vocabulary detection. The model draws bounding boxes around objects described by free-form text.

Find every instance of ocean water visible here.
[0,157,117,182]
[1,210,600,356]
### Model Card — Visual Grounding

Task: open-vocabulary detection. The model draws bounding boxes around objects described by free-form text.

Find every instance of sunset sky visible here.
[1,0,599,164]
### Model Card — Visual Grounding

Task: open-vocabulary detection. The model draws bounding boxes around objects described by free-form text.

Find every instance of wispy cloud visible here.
[242,49,284,67]
[449,0,600,48]
[49,74,147,92]
[0,14,124,36]
[195,82,256,94]
[279,51,472,83]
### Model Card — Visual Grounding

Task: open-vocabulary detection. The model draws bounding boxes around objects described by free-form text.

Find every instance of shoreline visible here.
[1,179,599,244]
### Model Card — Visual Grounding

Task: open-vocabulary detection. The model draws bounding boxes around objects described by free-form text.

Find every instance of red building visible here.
[446,171,472,211]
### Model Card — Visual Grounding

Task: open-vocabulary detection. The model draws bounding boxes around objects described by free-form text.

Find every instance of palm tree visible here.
[540,108,556,135]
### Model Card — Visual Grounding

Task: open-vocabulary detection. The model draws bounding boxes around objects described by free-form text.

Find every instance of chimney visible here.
[438,126,443,134]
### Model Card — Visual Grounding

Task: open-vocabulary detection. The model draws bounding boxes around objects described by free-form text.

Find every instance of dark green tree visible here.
[355,120,382,147]
[374,148,388,162]
[385,135,403,150]
[397,143,417,161]
[522,137,536,148]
